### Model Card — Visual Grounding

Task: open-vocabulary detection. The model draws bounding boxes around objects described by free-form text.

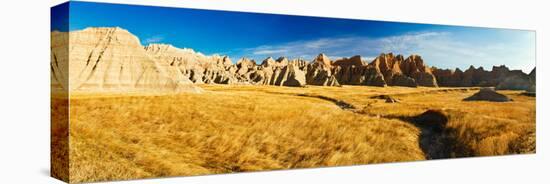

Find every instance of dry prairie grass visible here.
[353,88,536,156]
[51,85,535,183]
[51,97,69,182]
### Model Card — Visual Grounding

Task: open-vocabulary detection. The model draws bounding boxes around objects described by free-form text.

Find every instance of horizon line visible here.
[51,26,535,73]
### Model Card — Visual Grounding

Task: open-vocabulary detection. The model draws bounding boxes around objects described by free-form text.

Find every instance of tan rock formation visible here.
[370,53,405,86]
[433,64,535,90]
[144,44,239,85]
[51,27,202,93]
[314,53,332,68]
[403,55,438,87]
[306,53,340,86]
[272,64,306,87]
[369,53,438,87]
[249,57,306,87]
[289,58,308,70]
[145,44,205,84]
[260,57,276,68]
[432,68,464,87]
[53,27,533,90]
[275,57,290,67]
[333,55,385,86]
[236,58,256,76]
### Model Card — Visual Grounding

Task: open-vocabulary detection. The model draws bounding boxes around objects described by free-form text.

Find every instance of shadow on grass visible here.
[379,111,466,160]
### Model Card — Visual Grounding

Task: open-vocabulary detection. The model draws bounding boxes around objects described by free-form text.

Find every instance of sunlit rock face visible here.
[432,65,534,91]
[52,27,534,91]
[51,27,202,93]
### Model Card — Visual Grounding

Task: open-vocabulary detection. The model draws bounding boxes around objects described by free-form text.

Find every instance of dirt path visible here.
[414,122,453,159]
[295,94,356,110]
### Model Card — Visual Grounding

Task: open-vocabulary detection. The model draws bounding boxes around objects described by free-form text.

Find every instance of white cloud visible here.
[252,48,288,55]
[143,35,164,44]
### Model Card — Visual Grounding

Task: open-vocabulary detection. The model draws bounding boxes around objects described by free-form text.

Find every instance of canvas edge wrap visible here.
[51,1,70,183]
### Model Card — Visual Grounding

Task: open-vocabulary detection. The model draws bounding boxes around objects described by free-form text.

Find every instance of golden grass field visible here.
[51,85,535,183]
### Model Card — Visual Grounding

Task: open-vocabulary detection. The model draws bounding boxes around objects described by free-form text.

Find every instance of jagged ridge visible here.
[51,27,536,92]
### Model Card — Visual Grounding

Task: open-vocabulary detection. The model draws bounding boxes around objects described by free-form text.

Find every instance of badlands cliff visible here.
[51,27,202,93]
[51,27,536,93]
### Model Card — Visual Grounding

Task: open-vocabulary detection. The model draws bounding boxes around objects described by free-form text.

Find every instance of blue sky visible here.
[52,1,536,72]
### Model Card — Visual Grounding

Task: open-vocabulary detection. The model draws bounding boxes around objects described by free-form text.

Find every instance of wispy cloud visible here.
[234,31,535,72]
[252,48,288,55]
[143,35,164,45]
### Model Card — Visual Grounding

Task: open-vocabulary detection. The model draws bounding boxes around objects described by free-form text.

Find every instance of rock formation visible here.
[527,67,536,93]
[52,27,535,91]
[370,53,412,87]
[433,65,534,91]
[306,54,340,86]
[333,55,385,86]
[144,43,235,85]
[277,64,307,87]
[402,55,438,87]
[51,27,202,93]
[463,88,511,102]
[332,53,438,87]
[370,53,437,87]
[529,67,536,82]
[431,68,464,87]
[250,57,307,87]
[309,53,438,88]
[495,74,532,90]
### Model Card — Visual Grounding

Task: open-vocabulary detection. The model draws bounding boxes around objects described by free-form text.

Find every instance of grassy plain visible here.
[51,85,535,183]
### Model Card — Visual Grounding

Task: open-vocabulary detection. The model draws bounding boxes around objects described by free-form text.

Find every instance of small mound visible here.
[463,87,511,102]
[414,110,449,132]
[371,95,400,103]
